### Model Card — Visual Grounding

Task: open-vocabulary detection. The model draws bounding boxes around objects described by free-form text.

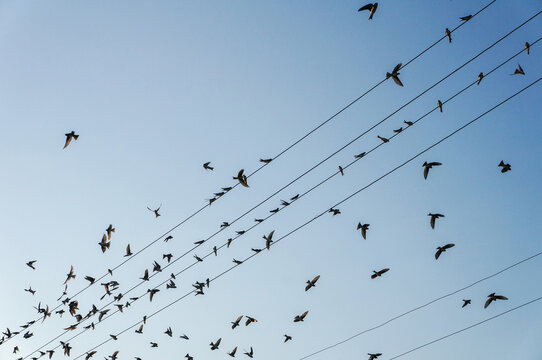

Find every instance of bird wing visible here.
[392,76,404,87]
[424,166,429,180]
[358,4,373,12]
[495,295,508,300]
[393,63,402,74]
[435,248,442,260]
[301,310,309,319]
[312,275,320,283]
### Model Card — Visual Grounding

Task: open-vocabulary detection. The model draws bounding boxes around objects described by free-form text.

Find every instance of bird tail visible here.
[73,135,79,140]
[385,72,392,79]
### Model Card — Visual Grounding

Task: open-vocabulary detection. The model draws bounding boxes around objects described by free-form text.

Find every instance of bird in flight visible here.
[428,213,445,229]
[498,161,511,173]
[484,293,508,308]
[435,243,455,260]
[284,334,293,342]
[386,63,403,87]
[244,347,254,358]
[357,222,369,240]
[228,346,238,357]
[234,169,249,187]
[525,42,530,55]
[231,315,243,329]
[358,3,378,20]
[203,162,214,171]
[124,244,132,257]
[305,275,320,291]
[264,230,275,250]
[140,269,149,281]
[294,310,309,322]
[24,286,36,295]
[147,205,161,218]
[368,353,382,360]
[460,14,473,21]
[105,224,115,240]
[371,268,390,279]
[445,28,452,43]
[245,316,258,326]
[511,64,525,75]
[339,166,344,176]
[210,338,221,350]
[98,234,111,253]
[64,266,76,284]
[422,161,442,180]
[329,208,341,216]
[63,131,79,149]
[26,260,37,270]
[462,299,471,308]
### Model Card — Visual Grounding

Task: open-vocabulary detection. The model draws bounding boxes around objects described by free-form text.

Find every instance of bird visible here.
[231,315,243,329]
[462,299,471,308]
[61,342,72,356]
[26,260,37,270]
[525,42,530,55]
[150,342,158,348]
[105,224,115,240]
[148,288,160,301]
[24,286,36,295]
[377,135,389,143]
[357,222,369,240]
[244,347,254,358]
[233,169,249,187]
[109,334,118,340]
[185,354,194,360]
[135,324,144,334]
[228,346,238,357]
[498,161,511,173]
[164,327,173,337]
[393,127,403,134]
[140,269,149,281]
[245,316,258,326]
[203,162,214,171]
[338,166,344,176]
[484,293,508,308]
[477,72,484,85]
[260,158,273,164]
[329,208,341,216]
[284,334,292,342]
[435,243,455,260]
[404,120,413,126]
[386,63,403,87]
[264,230,275,250]
[437,100,443,112]
[422,161,442,180]
[64,266,76,284]
[98,234,110,253]
[194,255,203,262]
[294,310,309,322]
[371,268,390,279]
[445,28,452,43]
[358,3,378,20]
[460,15,473,21]
[511,64,525,75]
[85,351,97,360]
[355,152,366,159]
[305,275,320,291]
[147,205,161,218]
[164,235,173,242]
[210,338,221,350]
[428,213,445,229]
[152,260,162,272]
[124,244,132,257]
[233,258,243,265]
[63,131,79,149]
[368,354,382,360]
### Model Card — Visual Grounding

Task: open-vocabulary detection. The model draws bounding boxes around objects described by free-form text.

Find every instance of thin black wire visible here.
[387,296,542,360]
[19,33,541,359]
[69,77,541,360]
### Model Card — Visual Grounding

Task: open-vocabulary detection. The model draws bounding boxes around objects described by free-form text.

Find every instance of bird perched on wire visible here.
[511,64,525,76]
[203,162,214,171]
[498,161,511,173]
[435,243,455,260]
[210,338,221,350]
[371,268,389,279]
[147,205,161,218]
[26,260,37,270]
[477,72,484,85]
[377,135,389,143]
[233,169,249,187]
[329,208,341,216]
[386,63,403,87]
[63,131,79,149]
[357,222,369,240]
[445,28,452,43]
[484,293,508,308]
[305,275,320,291]
[525,42,530,55]
[422,161,442,179]
[460,14,473,21]
[260,158,273,164]
[437,100,443,112]
[358,3,378,19]
[428,213,445,229]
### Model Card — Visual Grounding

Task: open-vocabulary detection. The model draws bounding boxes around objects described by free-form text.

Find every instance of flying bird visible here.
[210,338,222,350]
[98,234,111,253]
[371,268,389,279]
[26,260,37,270]
[462,299,471,308]
[435,243,455,260]
[203,162,214,171]
[329,208,341,216]
[63,131,79,149]
[477,72,484,85]
[305,275,320,291]
[511,64,525,75]
[231,315,243,329]
[140,269,149,281]
[228,346,238,357]
[294,310,309,322]
[124,244,132,257]
[422,161,442,180]
[105,224,115,240]
[234,169,249,187]
[484,293,508,308]
[368,354,382,360]
[377,135,389,143]
[357,222,369,240]
[284,334,293,342]
[64,266,76,284]
[338,166,344,176]
[428,213,445,229]
[245,316,258,326]
[244,347,254,358]
[358,3,378,20]
[445,28,452,43]
[498,161,511,173]
[386,63,403,87]
[147,205,161,218]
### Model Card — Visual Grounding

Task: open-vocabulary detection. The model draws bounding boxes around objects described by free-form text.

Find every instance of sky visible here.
[0,1,541,360]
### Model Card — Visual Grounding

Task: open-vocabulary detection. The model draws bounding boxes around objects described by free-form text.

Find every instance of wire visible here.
[19,33,541,359]
[67,77,541,360]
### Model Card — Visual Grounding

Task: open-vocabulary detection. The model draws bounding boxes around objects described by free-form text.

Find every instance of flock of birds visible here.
[2,3,532,360]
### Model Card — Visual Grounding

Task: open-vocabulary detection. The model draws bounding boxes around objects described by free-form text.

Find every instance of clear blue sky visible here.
[1,1,541,360]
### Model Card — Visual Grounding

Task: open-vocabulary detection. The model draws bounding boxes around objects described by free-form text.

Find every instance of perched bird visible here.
[244,347,254,358]
[329,208,341,216]
[284,334,292,343]
[435,243,455,260]
[210,338,221,350]
[98,234,110,253]
[260,158,273,164]
[422,161,442,180]
[84,276,96,284]
[498,161,511,173]
[147,205,161,218]
[460,15,473,21]
[180,334,189,340]
[64,266,76,284]
[428,213,445,229]
[355,152,366,159]
[445,28,452,43]
[124,244,132,257]
[371,268,390,279]
[63,131,79,149]
[231,315,243,329]
[26,260,37,270]
[228,346,238,357]
[484,293,508,308]
[294,310,309,322]
[185,354,194,360]
[305,275,320,291]
[357,222,369,240]
[462,299,472,308]
[437,100,443,112]
[203,162,214,171]
[135,324,144,334]
[150,342,158,348]
[233,169,249,188]
[338,166,344,176]
[233,258,243,265]
[291,194,300,201]
[511,63,525,75]
[105,224,115,240]
[110,334,118,340]
[525,42,530,55]
[358,3,378,20]
[393,127,403,134]
[194,255,203,262]
[377,135,389,143]
[404,120,413,126]
[163,253,173,262]
[368,354,382,360]
[386,63,403,87]
[477,72,484,85]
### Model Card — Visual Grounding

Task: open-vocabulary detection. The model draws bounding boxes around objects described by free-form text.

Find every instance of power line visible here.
[19,32,540,359]
[67,77,541,360]
[2,0,499,347]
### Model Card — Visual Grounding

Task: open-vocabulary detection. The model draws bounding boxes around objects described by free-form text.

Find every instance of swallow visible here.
[60,342,71,356]
[357,222,369,239]
[358,3,378,20]
[105,224,115,240]
[377,135,389,143]
[254,218,264,223]
[228,346,238,357]
[329,208,341,215]
[148,288,159,302]
[371,268,390,279]
[210,338,221,350]
[445,28,452,43]
[166,280,176,289]
[147,204,161,218]
[98,234,110,253]
[64,266,76,284]
[270,208,280,213]
[386,63,403,87]
[428,213,445,229]
[264,230,275,250]
[462,299,471,308]
[63,131,79,149]
[164,235,173,242]
[194,240,205,245]
[260,158,273,164]
[110,334,118,340]
[135,324,144,334]
[221,222,230,228]
[368,354,382,360]
[281,199,290,206]
[26,260,37,270]
[404,120,413,126]
[233,258,243,265]
[150,342,158,347]
[186,354,194,360]
[355,152,366,159]
[460,15,473,21]
[222,187,233,192]
[245,316,258,326]
[194,255,203,262]
[85,276,95,284]
[252,248,262,253]
[511,64,525,75]
[498,161,511,173]
[231,315,243,329]
[294,310,309,322]
[227,238,233,248]
[422,161,442,180]
[484,293,508,308]
[284,334,292,342]
[164,327,173,337]
[393,127,403,134]
[525,42,530,55]
[98,309,110,321]
[85,351,97,360]
[140,269,149,281]
[24,286,36,295]
[203,162,214,171]
[215,191,225,197]
[180,334,189,340]
[163,253,173,262]
[244,347,254,358]
[477,72,484,85]
[152,260,162,272]
[208,197,217,205]
[305,275,320,291]
[435,243,455,260]
[437,100,443,112]
[213,246,218,256]
[338,166,344,176]
[234,169,249,187]
[236,230,246,235]
[291,194,300,201]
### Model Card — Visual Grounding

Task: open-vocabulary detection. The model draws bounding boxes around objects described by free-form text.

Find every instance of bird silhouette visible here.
[233,169,249,187]
[368,354,382,360]
[294,310,309,322]
[63,131,79,149]
[428,213,445,229]
[203,162,214,171]
[357,222,369,240]
[244,347,254,358]
[284,334,293,342]
[338,166,344,176]
[435,243,455,260]
[260,158,273,164]
[377,135,389,143]
[393,127,403,134]
[484,293,508,308]
[210,338,221,350]
[164,327,173,337]
[64,266,76,284]
[135,324,144,334]
[445,28,452,43]
[422,161,442,180]
[437,100,443,112]
[105,224,115,240]
[26,260,37,270]
[228,346,238,357]
[371,268,389,279]
[98,234,110,253]
[147,205,161,218]
[460,15,473,21]
[305,275,320,291]
[498,161,511,173]
[24,286,36,295]
[358,3,378,20]
[525,42,530,55]
[477,72,484,85]
[511,64,525,75]
[140,269,149,281]
[124,244,132,257]
[231,315,243,329]
[386,63,403,87]
[355,152,366,159]
[329,208,341,216]
[245,316,258,326]
[462,299,471,308]
[404,120,413,126]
